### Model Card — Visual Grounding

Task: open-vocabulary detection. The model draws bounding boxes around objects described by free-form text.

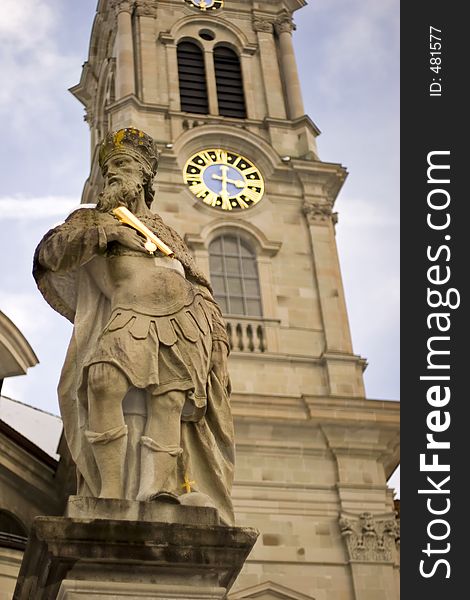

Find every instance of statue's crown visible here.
[99,127,160,173]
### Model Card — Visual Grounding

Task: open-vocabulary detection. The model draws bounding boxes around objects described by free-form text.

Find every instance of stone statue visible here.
[33,128,235,524]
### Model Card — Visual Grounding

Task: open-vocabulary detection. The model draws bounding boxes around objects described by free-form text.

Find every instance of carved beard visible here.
[96,176,143,213]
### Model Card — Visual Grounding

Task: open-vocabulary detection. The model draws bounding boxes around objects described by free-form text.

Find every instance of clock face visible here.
[184,0,223,11]
[184,149,265,211]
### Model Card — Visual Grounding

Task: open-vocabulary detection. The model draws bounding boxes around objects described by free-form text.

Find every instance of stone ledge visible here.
[65,495,220,526]
[57,581,226,600]
[14,515,259,600]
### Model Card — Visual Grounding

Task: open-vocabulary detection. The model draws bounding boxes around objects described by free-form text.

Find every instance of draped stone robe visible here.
[33,207,235,525]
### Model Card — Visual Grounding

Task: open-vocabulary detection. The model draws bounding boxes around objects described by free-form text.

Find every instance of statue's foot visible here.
[179,491,217,509]
[148,490,181,504]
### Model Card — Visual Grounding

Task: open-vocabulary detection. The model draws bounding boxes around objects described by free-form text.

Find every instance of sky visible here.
[0,0,399,488]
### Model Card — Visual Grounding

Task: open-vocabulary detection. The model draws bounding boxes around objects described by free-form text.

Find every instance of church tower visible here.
[71,1,400,599]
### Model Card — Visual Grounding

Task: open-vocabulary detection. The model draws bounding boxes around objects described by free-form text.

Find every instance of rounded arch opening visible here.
[209,232,262,317]
[177,40,209,115]
[213,45,246,118]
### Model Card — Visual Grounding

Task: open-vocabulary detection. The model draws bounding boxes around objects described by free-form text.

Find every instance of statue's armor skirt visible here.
[85,292,213,416]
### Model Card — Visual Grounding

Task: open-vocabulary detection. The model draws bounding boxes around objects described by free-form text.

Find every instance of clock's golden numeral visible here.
[190,182,208,198]
[203,191,220,207]
[185,173,202,183]
[220,194,233,211]
[201,151,215,165]
[213,149,228,163]
[232,156,244,168]
[188,161,204,171]
[243,187,261,203]
[235,196,249,209]
[240,166,258,176]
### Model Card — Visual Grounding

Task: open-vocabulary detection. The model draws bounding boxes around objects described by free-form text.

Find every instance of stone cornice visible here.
[292,159,348,204]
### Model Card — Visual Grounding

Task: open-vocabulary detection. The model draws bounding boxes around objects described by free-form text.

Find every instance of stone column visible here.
[275,15,305,120]
[113,0,136,99]
[134,1,158,103]
[160,34,180,111]
[240,51,257,120]
[303,198,354,355]
[339,512,400,600]
[253,18,287,119]
[205,49,219,115]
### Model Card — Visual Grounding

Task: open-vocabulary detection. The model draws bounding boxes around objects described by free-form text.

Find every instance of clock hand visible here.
[218,166,233,210]
[211,165,246,197]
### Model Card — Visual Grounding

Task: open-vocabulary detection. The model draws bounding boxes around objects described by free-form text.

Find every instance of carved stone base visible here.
[65,494,221,526]
[13,513,258,600]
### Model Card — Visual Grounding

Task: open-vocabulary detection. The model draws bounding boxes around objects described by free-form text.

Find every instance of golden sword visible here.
[112,206,174,257]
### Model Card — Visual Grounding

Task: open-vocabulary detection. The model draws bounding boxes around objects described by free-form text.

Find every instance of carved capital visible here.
[134,0,156,17]
[109,0,134,14]
[253,19,274,33]
[274,16,296,35]
[339,513,400,563]
[303,198,335,224]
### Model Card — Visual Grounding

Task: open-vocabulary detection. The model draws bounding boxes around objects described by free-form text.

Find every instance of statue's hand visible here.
[101,215,148,253]
[210,340,229,389]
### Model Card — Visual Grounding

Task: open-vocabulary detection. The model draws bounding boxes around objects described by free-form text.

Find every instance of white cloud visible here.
[0,290,48,335]
[0,196,78,219]
[303,0,399,100]
[0,0,54,48]
[0,0,78,134]
[333,192,399,400]
[338,195,399,229]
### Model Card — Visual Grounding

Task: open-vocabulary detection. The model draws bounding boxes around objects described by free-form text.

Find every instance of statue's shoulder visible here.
[64,206,101,227]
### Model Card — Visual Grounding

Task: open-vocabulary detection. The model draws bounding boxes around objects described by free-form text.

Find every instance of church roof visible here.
[0,395,62,460]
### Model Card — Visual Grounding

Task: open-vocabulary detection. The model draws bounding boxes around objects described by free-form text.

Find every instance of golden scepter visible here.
[112,206,174,257]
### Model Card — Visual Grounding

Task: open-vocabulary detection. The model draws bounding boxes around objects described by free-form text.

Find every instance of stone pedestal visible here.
[13,500,258,600]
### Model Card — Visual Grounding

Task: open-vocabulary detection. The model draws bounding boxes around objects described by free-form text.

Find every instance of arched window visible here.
[209,234,262,316]
[0,510,27,550]
[0,510,27,537]
[177,41,209,114]
[213,46,246,118]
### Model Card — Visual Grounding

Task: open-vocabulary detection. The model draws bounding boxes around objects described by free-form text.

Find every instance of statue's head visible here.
[98,127,160,210]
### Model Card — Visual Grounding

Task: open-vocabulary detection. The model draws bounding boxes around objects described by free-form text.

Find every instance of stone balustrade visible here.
[225,317,267,353]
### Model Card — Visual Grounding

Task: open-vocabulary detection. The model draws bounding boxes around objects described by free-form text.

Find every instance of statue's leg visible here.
[136,390,185,502]
[86,362,129,499]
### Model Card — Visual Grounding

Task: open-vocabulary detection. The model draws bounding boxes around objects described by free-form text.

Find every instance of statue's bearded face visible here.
[97,154,147,212]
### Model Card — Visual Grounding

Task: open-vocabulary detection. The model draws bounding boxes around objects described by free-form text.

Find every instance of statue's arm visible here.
[37,211,108,272]
[37,209,148,272]
[208,301,230,353]
[209,301,231,392]
[193,284,231,390]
